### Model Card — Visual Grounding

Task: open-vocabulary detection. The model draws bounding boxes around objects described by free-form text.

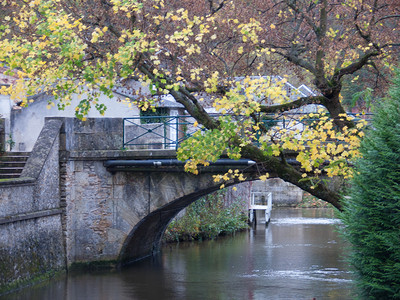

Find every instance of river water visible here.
[2,208,353,300]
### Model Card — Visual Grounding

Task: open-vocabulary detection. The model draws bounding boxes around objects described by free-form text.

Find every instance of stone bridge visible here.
[60,118,259,266]
[64,150,255,266]
[0,117,258,291]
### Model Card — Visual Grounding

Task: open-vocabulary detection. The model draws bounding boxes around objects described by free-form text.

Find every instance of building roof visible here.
[114,85,185,109]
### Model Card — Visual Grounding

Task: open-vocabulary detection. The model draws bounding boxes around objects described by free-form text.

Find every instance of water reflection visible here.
[1,208,353,300]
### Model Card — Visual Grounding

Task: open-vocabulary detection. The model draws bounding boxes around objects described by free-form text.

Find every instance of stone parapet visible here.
[60,117,123,151]
[0,118,4,151]
[0,118,65,293]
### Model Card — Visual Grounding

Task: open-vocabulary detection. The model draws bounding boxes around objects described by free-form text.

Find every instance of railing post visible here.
[175,116,179,150]
[163,118,167,149]
[122,118,126,149]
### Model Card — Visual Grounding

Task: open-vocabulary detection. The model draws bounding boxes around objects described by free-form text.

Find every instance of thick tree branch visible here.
[138,62,219,130]
[240,143,342,210]
[275,49,316,75]
[259,96,326,113]
[333,50,380,81]
[315,0,327,82]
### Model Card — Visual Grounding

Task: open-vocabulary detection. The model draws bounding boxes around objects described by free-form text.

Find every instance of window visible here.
[140,107,168,124]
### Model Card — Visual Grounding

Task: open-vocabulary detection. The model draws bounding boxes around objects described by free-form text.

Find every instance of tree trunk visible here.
[320,85,354,129]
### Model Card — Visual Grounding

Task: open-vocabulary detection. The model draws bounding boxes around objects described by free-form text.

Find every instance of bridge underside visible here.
[118,185,222,265]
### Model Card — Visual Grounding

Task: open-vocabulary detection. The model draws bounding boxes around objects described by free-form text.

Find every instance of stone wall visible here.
[252,178,303,207]
[223,181,252,209]
[63,153,233,265]
[61,117,123,151]
[0,119,65,293]
[0,118,4,151]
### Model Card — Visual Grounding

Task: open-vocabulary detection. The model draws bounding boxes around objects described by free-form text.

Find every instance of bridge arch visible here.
[118,182,223,265]
[115,169,255,265]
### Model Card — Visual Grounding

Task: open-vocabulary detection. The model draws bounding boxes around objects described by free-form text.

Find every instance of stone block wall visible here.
[0,118,4,151]
[0,119,65,293]
[62,118,123,151]
[252,178,303,207]
[63,159,117,265]
[0,212,64,290]
[223,182,252,210]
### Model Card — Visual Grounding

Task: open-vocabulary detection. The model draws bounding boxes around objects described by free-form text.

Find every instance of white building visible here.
[0,79,185,151]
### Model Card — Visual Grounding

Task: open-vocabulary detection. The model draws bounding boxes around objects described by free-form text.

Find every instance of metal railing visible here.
[123,115,204,150]
[249,191,273,224]
[123,113,373,150]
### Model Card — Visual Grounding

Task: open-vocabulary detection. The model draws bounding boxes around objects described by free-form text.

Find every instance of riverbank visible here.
[295,192,334,208]
[163,190,249,243]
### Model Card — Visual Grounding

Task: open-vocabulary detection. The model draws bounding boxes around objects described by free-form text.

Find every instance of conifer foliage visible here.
[341,71,400,298]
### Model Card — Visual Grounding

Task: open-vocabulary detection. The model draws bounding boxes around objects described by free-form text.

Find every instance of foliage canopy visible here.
[1,0,399,209]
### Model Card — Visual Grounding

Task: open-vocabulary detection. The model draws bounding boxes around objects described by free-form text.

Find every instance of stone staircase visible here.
[0,152,30,179]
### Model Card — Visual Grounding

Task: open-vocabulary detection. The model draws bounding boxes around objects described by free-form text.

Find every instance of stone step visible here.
[0,153,30,162]
[0,151,30,156]
[0,167,25,174]
[0,152,30,179]
[0,161,27,168]
[0,173,21,179]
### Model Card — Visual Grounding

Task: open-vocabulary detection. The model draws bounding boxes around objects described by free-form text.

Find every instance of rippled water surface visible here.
[2,208,353,300]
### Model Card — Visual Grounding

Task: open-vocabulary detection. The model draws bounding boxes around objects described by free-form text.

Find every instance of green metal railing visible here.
[123,115,205,149]
[123,113,372,149]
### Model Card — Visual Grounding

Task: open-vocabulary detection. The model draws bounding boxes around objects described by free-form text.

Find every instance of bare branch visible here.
[284,0,319,34]
[375,14,400,24]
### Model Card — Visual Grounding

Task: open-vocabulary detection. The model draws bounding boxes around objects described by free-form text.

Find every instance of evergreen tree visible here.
[341,70,400,299]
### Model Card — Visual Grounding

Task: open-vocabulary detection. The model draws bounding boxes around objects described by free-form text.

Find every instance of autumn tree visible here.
[1,0,399,209]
